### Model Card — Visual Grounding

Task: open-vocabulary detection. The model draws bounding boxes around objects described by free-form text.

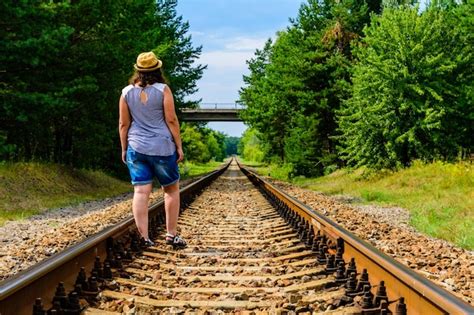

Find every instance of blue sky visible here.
[176,0,304,137]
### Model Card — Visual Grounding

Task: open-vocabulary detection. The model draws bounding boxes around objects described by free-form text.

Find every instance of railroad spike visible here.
[356,268,370,293]
[361,285,374,309]
[115,241,126,259]
[336,238,345,253]
[32,298,45,315]
[311,239,320,253]
[335,244,344,266]
[380,301,390,315]
[395,297,407,315]
[345,272,358,295]
[103,262,113,280]
[66,292,82,314]
[299,225,307,242]
[50,300,63,313]
[335,261,347,284]
[325,254,337,273]
[114,254,123,269]
[87,276,99,294]
[52,282,68,308]
[123,250,133,261]
[75,267,87,289]
[92,256,103,280]
[289,211,296,224]
[317,245,328,264]
[373,281,389,307]
[105,247,116,267]
[73,283,83,297]
[295,217,303,232]
[293,213,300,228]
[346,258,357,278]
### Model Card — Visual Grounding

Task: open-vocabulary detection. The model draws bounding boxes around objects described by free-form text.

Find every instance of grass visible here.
[0,162,131,226]
[250,160,474,250]
[0,160,226,226]
[237,158,265,168]
[180,160,225,179]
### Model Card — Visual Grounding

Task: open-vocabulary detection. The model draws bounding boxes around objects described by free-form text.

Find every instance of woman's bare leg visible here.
[163,182,180,235]
[132,183,152,239]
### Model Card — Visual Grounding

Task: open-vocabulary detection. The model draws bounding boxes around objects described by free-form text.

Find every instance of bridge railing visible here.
[196,103,245,110]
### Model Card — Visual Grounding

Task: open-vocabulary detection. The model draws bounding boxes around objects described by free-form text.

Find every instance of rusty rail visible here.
[1,158,472,314]
[238,161,473,315]
[0,161,230,315]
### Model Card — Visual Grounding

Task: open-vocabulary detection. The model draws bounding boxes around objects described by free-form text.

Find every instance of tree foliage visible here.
[0,0,205,174]
[238,128,265,163]
[338,4,473,169]
[180,123,228,163]
[223,136,240,156]
[240,0,381,176]
[240,0,472,173]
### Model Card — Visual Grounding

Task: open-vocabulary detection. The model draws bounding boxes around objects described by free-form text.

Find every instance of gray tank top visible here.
[122,83,176,156]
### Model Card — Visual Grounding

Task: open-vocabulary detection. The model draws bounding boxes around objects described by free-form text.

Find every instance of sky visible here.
[176,0,304,137]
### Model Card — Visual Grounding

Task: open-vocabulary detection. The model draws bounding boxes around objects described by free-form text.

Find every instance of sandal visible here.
[140,238,155,247]
[166,233,187,249]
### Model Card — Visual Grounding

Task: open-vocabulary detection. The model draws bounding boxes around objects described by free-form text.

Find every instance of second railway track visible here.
[1,159,473,314]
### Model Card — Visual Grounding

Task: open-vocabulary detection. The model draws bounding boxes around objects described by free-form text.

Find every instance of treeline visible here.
[240,0,473,176]
[181,123,238,163]
[0,0,207,174]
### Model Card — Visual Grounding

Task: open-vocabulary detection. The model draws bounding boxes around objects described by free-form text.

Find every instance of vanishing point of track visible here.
[0,160,472,314]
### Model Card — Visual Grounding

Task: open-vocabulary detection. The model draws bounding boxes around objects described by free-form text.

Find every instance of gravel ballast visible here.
[0,173,471,307]
[0,178,194,282]
[266,179,473,306]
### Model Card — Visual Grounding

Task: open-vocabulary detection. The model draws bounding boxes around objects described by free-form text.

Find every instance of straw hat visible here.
[134,52,162,72]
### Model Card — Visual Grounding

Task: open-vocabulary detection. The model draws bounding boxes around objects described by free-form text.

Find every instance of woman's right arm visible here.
[163,85,184,162]
[119,95,131,163]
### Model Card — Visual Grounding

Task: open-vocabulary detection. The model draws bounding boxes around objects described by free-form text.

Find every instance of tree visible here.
[224,136,240,156]
[0,0,205,175]
[338,4,473,169]
[240,0,382,175]
[181,123,208,163]
[238,128,265,163]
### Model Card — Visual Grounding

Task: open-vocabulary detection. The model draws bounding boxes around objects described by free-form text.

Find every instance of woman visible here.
[119,51,187,248]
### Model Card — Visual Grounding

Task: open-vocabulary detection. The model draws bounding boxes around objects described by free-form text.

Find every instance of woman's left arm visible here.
[119,95,131,163]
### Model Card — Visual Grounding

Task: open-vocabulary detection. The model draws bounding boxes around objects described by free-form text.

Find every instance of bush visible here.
[338,5,473,169]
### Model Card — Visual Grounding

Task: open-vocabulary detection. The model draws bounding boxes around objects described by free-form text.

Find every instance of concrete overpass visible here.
[180,103,243,122]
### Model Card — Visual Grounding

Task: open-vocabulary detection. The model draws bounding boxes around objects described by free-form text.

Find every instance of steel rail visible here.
[0,161,230,315]
[238,162,474,315]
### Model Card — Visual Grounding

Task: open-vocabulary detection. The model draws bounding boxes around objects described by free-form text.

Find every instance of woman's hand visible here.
[176,147,184,163]
[122,150,127,164]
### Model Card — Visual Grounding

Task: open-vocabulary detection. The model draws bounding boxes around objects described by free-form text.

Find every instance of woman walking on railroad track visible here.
[118,51,187,249]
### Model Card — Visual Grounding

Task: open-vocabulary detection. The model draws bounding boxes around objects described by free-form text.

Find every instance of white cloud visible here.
[225,36,268,51]
[189,30,206,37]
[199,50,254,71]
[190,34,272,104]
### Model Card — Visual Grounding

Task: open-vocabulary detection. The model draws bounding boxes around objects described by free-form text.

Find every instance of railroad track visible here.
[1,159,473,314]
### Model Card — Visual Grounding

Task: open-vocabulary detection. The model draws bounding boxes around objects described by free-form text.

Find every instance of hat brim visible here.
[134,60,162,72]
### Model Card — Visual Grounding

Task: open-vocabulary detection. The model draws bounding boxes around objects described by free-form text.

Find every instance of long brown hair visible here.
[128,68,169,86]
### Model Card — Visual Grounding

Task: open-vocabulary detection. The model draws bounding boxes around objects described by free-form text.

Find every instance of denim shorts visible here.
[126,146,180,186]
